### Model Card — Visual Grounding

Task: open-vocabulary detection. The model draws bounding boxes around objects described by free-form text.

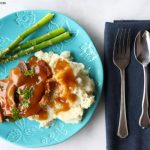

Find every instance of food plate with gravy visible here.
[0,10,103,147]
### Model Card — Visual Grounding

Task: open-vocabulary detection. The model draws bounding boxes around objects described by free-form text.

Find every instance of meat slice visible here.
[38,60,52,78]
[39,94,50,108]
[0,104,3,122]
[17,61,28,73]
[5,82,17,116]
[0,79,16,117]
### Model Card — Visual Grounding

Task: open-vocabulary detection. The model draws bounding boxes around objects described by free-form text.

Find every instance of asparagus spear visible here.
[15,27,65,51]
[0,32,71,64]
[0,13,54,58]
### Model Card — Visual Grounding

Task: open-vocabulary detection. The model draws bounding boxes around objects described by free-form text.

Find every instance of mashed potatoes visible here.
[29,51,95,127]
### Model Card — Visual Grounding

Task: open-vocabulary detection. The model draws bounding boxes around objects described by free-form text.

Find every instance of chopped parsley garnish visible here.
[17,87,33,100]
[17,87,33,108]
[21,100,30,108]
[23,68,34,77]
[12,107,21,120]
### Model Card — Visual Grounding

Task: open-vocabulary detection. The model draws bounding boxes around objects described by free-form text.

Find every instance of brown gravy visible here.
[50,59,77,114]
[0,57,77,121]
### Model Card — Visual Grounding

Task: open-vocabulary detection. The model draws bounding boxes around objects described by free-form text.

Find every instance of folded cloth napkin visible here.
[104,21,150,150]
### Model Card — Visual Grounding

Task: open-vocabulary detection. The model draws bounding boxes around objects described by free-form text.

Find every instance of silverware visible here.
[113,29,130,138]
[134,30,150,128]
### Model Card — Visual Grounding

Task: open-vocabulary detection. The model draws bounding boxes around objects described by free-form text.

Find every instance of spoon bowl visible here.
[134,30,150,66]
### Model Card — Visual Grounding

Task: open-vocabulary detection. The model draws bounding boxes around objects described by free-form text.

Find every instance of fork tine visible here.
[122,29,127,54]
[118,29,123,55]
[125,29,131,57]
[113,29,120,60]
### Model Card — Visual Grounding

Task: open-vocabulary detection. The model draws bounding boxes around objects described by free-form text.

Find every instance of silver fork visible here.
[113,29,131,138]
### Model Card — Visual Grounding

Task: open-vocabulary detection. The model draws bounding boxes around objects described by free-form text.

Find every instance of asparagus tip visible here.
[48,13,54,18]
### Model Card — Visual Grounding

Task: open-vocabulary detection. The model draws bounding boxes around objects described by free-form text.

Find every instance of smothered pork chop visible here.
[0,51,95,127]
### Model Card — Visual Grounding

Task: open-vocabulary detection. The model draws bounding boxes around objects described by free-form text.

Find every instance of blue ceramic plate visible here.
[0,10,103,147]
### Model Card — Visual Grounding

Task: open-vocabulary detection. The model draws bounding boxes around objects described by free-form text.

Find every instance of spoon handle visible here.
[117,69,128,138]
[139,66,150,128]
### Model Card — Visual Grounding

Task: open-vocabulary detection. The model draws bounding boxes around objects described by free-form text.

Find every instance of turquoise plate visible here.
[0,10,103,147]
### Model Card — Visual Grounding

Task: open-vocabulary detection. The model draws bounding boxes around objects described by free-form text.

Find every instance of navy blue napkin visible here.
[104,21,150,150]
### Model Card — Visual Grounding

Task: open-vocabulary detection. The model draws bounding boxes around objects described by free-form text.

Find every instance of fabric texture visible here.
[104,21,150,150]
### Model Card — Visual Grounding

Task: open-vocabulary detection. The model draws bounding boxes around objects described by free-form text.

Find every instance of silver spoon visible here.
[134,30,150,128]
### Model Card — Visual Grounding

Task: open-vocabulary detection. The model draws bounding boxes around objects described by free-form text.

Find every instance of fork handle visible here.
[139,66,150,128]
[117,69,128,138]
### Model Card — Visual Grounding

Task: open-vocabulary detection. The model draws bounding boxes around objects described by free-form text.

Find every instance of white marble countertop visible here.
[0,0,149,150]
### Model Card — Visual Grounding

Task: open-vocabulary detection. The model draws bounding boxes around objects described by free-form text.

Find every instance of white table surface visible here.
[0,0,149,150]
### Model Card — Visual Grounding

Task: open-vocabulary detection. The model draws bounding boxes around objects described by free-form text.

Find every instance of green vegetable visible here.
[17,86,33,100]
[12,107,21,120]
[0,13,54,58]
[15,27,66,51]
[24,68,35,77]
[0,32,71,64]
[17,86,33,109]
[21,100,30,109]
